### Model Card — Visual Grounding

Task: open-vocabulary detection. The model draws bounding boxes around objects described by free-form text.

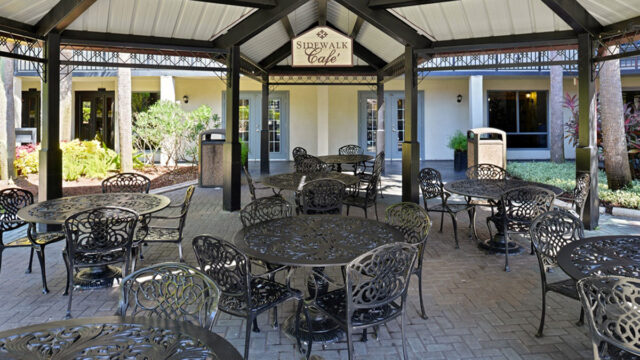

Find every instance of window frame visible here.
[486,89,550,150]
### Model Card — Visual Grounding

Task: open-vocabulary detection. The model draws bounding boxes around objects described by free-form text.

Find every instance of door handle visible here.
[392,127,397,132]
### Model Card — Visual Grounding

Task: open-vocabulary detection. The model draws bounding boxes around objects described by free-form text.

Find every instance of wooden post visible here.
[117,53,133,172]
[260,75,270,174]
[376,73,385,163]
[39,32,63,202]
[576,33,598,229]
[223,45,241,211]
[402,45,419,203]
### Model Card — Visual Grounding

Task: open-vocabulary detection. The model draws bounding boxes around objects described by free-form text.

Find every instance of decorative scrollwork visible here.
[566,237,640,278]
[578,276,640,358]
[292,147,307,159]
[0,320,221,359]
[101,172,151,194]
[0,188,32,232]
[573,172,590,217]
[243,166,258,201]
[466,164,508,180]
[418,168,444,200]
[118,263,219,330]
[240,196,293,227]
[530,210,584,269]
[295,155,330,173]
[385,203,432,246]
[319,154,372,165]
[301,179,346,215]
[339,145,364,156]
[493,186,555,233]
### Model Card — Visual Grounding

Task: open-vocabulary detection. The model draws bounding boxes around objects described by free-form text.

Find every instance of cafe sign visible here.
[292,26,353,67]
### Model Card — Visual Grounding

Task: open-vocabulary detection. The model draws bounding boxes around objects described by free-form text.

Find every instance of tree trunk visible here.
[60,50,73,141]
[549,55,564,163]
[600,46,632,190]
[0,51,15,181]
[117,57,133,172]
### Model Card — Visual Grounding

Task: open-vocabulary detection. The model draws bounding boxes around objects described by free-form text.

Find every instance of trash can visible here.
[467,127,507,169]
[199,129,225,187]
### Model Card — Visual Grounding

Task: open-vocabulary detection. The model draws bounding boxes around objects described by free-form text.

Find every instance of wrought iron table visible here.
[318,154,373,173]
[261,171,359,192]
[233,215,404,345]
[17,193,170,288]
[557,235,640,280]
[0,315,241,359]
[444,179,563,253]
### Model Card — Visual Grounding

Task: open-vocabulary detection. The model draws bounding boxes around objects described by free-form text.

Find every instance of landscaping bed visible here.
[507,161,640,210]
[4,166,197,197]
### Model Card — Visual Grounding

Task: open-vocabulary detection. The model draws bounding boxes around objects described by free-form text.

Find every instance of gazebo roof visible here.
[0,0,639,71]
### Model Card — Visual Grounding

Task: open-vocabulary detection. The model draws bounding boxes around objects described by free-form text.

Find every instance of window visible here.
[488,90,548,149]
[132,92,160,114]
[623,90,640,114]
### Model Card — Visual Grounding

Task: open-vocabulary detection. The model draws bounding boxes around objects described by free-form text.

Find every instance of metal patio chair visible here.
[101,172,151,193]
[63,207,138,318]
[300,179,346,215]
[243,165,275,201]
[465,163,508,239]
[418,167,474,249]
[530,209,585,337]
[295,155,329,173]
[344,153,383,220]
[313,242,417,360]
[557,171,590,221]
[117,262,219,330]
[357,151,385,198]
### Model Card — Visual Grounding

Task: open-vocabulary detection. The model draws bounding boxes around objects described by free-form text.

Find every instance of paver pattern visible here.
[0,162,637,359]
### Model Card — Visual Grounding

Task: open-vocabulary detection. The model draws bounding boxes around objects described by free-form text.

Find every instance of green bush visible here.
[447,130,467,152]
[508,161,640,209]
[15,139,122,181]
[240,139,249,167]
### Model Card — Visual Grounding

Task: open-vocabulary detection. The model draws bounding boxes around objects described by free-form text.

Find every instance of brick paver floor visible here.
[0,172,637,359]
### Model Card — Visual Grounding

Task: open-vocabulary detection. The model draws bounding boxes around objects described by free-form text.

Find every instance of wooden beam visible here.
[281,16,295,39]
[402,45,419,204]
[368,0,456,9]
[325,21,387,68]
[0,16,39,39]
[260,74,270,174]
[540,0,602,35]
[318,0,328,26]
[269,65,377,75]
[333,0,431,47]
[212,0,308,48]
[190,0,276,7]
[601,15,640,34]
[36,0,96,36]
[223,45,242,211]
[259,43,291,69]
[420,30,578,54]
[349,16,365,38]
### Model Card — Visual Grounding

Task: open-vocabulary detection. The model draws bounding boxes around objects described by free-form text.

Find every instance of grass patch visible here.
[507,161,640,210]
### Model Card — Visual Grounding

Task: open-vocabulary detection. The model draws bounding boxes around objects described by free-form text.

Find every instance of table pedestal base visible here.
[478,233,524,254]
[74,265,121,289]
[282,305,343,345]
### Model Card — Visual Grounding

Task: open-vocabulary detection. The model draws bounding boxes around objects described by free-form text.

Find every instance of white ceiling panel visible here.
[327,0,358,34]
[241,21,289,62]
[357,22,404,62]
[0,0,59,25]
[288,1,317,34]
[578,0,640,26]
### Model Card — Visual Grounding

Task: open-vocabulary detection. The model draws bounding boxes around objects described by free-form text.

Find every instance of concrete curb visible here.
[150,180,198,195]
[611,206,640,219]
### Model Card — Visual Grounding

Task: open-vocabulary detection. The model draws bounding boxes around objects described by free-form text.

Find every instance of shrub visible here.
[447,130,467,152]
[508,161,640,209]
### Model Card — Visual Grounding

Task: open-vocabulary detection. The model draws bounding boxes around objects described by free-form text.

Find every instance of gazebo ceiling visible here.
[0,0,639,69]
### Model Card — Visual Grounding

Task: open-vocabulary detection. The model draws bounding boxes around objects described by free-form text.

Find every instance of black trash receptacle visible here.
[199,129,225,187]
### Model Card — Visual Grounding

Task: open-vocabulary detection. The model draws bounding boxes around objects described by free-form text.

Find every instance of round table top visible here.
[318,154,373,164]
[557,235,640,280]
[17,193,171,225]
[0,315,242,360]
[444,179,564,200]
[233,215,405,267]
[261,171,360,191]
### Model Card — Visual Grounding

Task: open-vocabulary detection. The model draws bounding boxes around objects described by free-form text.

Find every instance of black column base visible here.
[478,233,524,254]
[401,141,420,203]
[222,142,241,211]
[74,265,121,289]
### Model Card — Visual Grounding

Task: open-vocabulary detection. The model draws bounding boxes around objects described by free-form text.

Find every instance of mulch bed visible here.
[6,166,197,197]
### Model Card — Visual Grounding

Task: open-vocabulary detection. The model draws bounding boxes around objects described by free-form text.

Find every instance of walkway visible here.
[0,161,636,359]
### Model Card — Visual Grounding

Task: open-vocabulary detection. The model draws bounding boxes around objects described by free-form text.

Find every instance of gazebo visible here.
[1,0,639,230]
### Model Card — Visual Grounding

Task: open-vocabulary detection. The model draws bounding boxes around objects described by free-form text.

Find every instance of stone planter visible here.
[454,150,467,172]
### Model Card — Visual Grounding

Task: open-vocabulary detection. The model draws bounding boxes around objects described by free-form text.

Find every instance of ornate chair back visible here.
[296,155,329,173]
[192,235,252,308]
[301,179,346,215]
[102,173,151,194]
[117,262,219,330]
[573,172,590,218]
[176,185,196,233]
[0,188,33,234]
[577,276,640,358]
[362,154,384,200]
[345,243,417,318]
[63,207,139,266]
[339,144,363,155]
[240,196,293,227]
[385,202,432,246]
[292,147,307,159]
[466,164,507,180]
[243,166,258,201]
[500,186,556,227]
[417,168,445,209]
[530,210,584,271]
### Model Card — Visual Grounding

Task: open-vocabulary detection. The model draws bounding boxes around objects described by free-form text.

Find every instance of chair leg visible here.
[577,307,584,326]
[450,213,459,249]
[363,207,368,219]
[416,271,427,320]
[26,247,34,274]
[346,205,350,216]
[252,318,260,333]
[471,207,480,242]
[401,308,408,360]
[269,273,279,329]
[536,290,547,337]
[244,315,255,360]
[362,329,368,342]
[346,327,355,360]
[439,212,444,232]
[504,233,510,272]
[35,247,49,294]
[374,204,379,221]
[178,242,184,263]
[379,181,384,198]
[63,252,70,296]
[530,238,535,255]
[64,255,74,319]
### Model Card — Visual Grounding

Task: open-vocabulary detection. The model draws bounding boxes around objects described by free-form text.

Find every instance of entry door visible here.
[75,91,115,148]
[223,91,289,161]
[21,89,41,142]
[358,91,424,160]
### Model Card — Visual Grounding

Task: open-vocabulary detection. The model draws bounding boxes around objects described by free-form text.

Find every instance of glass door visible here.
[21,89,41,142]
[75,91,116,148]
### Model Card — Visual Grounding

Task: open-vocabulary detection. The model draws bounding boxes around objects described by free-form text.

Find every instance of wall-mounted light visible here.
[182,95,189,104]
[456,94,463,103]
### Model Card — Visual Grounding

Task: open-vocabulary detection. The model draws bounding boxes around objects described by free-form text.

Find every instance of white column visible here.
[0,54,15,181]
[13,77,21,130]
[117,55,133,171]
[317,85,329,156]
[468,75,483,129]
[60,50,73,141]
[160,75,175,101]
